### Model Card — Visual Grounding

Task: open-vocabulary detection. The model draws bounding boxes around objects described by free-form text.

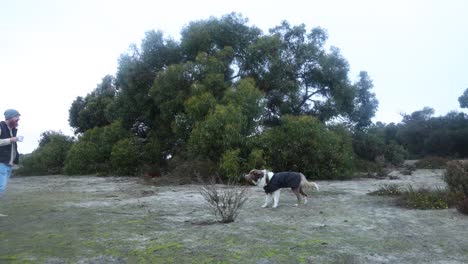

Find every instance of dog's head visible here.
[244,169,265,184]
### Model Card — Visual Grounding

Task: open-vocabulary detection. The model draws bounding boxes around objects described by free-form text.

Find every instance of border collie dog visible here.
[244,169,319,208]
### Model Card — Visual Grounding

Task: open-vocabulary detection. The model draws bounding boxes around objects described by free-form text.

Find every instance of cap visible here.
[4,109,20,120]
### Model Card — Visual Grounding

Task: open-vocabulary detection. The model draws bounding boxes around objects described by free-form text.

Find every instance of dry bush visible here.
[198,175,249,223]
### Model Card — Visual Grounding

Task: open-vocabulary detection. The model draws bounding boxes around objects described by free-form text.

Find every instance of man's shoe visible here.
[0,213,7,217]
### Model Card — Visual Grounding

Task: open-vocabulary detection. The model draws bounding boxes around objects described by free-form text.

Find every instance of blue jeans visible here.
[0,163,12,194]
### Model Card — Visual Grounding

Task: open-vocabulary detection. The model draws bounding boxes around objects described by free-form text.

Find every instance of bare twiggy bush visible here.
[198,174,249,223]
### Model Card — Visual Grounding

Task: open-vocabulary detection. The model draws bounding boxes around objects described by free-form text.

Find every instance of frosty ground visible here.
[0,169,467,263]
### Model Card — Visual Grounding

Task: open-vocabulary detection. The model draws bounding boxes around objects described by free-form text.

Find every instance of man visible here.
[0,109,22,217]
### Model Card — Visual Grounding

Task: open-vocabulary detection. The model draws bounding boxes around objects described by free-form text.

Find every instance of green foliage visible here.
[219,149,242,181]
[69,75,116,133]
[352,122,408,166]
[384,141,408,166]
[352,129,385,162]
[395,108,468,158]
[63,121,131,175]
[246,149,266,170]
[63,141,101,175]
[397,185,463,210]
[65,14,382,176]
[188,79,263,164]
[188,104,246,161]
[15,131,74,176]
[350,71,379,129]
[110,138,140,176]
[261,115,355,180]
[370,183,464,210]
[444,161,468,196]
[458,88,468,108]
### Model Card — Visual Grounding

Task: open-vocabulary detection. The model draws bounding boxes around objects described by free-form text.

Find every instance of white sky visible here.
[1,0,468,153]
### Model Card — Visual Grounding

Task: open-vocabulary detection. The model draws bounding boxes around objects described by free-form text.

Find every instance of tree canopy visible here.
[63,13,379,179]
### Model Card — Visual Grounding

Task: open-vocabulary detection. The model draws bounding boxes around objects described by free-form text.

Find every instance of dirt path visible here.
[0,170,467,263]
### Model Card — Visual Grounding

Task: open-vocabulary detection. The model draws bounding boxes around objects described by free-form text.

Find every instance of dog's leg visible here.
[292,188,303,206]
[299,188,308,204]
[262,194,272,208]
[272,190,281,208]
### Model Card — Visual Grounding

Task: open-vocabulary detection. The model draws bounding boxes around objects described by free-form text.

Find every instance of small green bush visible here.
[219,149,242,182]
[444,161,468,196]
[63,121,131,175]
[370,183,465,210]
[397,185,463,210]
[246,148,265,171]
[15,131,74,176]
[261,116,355,180]
[110,138,140,176]
[63,141,101,175]
[384,141,408,166]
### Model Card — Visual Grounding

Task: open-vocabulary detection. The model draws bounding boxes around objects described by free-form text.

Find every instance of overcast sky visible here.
[1,0,468,153]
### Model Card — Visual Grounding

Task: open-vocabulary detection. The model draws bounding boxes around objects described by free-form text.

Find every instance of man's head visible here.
[4,109,20,128]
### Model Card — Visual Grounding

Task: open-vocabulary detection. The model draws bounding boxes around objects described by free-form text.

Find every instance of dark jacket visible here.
[0,121,19,164]
[263,172,302,193]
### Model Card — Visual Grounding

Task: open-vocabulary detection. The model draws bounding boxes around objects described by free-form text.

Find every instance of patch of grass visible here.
[397,185,464,210]
[368,184,402,196]
[370,184,465,210]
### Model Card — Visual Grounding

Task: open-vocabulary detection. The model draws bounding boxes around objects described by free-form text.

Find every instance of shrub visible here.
[110,138,140,176]
[384,141,408,166]
[352,130,385,162]
[63,121,131,175]
[219,149,242,182]
[368,184,402,196]
[415,156,449,169]
[444,161,468,196]
[198,175,249,223]
[246,148,266,171]
[397,185,463,210]
[261,116,355,180]
[369,183,465,210]
[15,131,74,176]
[457,197,468,215]
[63,141,101,175]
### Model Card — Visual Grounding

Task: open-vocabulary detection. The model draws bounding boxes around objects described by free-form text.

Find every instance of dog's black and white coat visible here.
[244,169,319,208]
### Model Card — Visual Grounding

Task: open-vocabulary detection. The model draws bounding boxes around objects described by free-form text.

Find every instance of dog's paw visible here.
[272,205,278,208]
[261,204,268,208]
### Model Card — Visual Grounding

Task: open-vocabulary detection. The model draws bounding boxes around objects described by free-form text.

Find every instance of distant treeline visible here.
[15,14,468,180]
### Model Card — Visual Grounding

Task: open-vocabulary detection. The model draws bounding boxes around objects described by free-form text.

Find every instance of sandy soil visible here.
[0,169,467,263]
